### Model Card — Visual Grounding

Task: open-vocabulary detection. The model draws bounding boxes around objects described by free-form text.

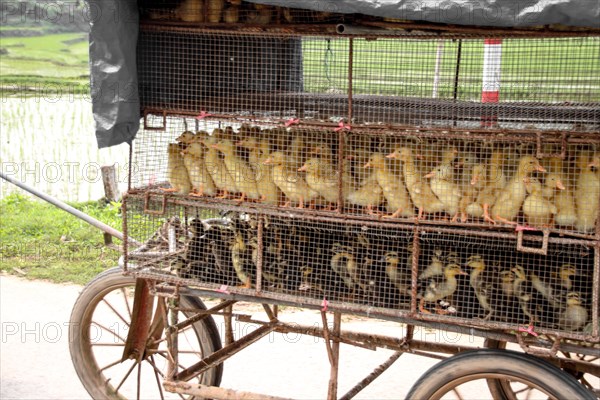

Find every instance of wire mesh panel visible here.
[417,230,596,335]
[258,216,414,311]
[350,36,600,129]
[138,30,350,121]
[138,21,599,131]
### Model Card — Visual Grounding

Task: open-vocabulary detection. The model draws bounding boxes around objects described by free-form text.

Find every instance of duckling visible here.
[202,135,238,198]
[212,139,261,202]
[530,264,577,309]
[512,265,539,331]
[382,251,411,297]
[465,255,497,319]
[387,147,445,220]
[163,143,192,195]
[346,174,384,214]
[575,153,600,232]
[491,156,546,225]
[299,157,352,208]
[175,0,204,22]
[182,141,217,197]
[558,292,589,331]
[522,176,559,227]
[418,248,445,280]
[263,151,318,208]
[464,164,496,222]
[418,262,467,314]
[330,243,363,294]
[364,153,412,218]
[175,130,196,144]
[548,156,577,227]
[230,230,252,288]
[425,162,462,222]
[287,134,306,171]
[237,136,279,205]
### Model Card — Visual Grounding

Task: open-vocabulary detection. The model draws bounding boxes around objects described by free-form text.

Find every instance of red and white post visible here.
[481,38,502,127]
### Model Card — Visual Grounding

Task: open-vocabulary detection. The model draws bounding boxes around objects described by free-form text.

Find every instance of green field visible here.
[0,33,89,91]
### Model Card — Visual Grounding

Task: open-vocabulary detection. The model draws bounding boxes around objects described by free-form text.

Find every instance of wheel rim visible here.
[78,281,210,399]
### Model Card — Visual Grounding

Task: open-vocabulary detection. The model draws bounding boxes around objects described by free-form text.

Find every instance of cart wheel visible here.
[69,267,223,399]
[484,339,600,399]
[406,349,595,400]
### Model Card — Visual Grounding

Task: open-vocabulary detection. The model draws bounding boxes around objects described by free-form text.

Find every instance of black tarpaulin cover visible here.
[89,0,140,148]
[89,0,599,148]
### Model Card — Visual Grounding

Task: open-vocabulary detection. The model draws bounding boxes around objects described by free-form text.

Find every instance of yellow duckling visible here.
[530,264,577,309]
[387,147,445,220]
[201,135,238,198]
[263,151,318,208]
[522,175,563,227]
[575,153,600,232]
[175,130,196,144]
[464,164,495,223]
[364,153,412,218]
[163,143,192,195]
[346,174,384,214]
[212,139,261,202]
[425,162,462,222]
[237,136,280,205]
[298,157,352,208]
[491,156,546,225]
[181,141,217,197]
[546,156,577,227]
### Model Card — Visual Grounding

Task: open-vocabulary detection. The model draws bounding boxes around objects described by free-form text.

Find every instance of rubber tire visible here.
[69,267,223,399]
[406,349,595,400]
[484,338,600,399]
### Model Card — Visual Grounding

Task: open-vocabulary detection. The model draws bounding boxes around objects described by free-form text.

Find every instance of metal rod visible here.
[452,39,463,128]
[175,322,277,381]
[339,351,404,400]
[256,217,264,293]
[327,312,342,400]
[173,300,237,332]
[163,381,293,400]
[0,171,140,247]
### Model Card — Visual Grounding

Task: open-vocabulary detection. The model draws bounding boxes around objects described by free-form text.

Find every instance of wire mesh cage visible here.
[132,115,600,237]
[137,28,600,132]
[417,230,596,336]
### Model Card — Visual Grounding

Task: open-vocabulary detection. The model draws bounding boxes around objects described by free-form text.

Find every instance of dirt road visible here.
[0,273,485,399]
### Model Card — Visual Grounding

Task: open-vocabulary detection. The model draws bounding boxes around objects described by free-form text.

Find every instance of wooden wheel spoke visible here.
[136,359,142,400]
[102,298,131,327]
[121,287,133,318]
[91,321,127,343]
[99,357,126,373]
[115,360,138,392]
[92,342,126,347]
[148,356,165,400]
[451,387,464,400]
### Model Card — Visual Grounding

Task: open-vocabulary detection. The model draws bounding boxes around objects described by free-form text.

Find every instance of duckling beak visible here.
[298,165,307,172]
[263,158,273,165]
[589,159,600,168]
[470,174,480,186]
[556,180,565,190]
[385,153,397,159]
[210,144,220,149]
[457,269,468,275]
[364,162,372,168]
[415,154,424,160]
[536,164,546,173]
[424,170,436,178]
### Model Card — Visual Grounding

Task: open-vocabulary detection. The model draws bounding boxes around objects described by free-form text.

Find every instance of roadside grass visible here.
[0,193,122,285]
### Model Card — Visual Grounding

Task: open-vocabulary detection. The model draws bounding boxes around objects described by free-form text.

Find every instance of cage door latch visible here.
[516,228,549,255]
[143,191,168,215]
